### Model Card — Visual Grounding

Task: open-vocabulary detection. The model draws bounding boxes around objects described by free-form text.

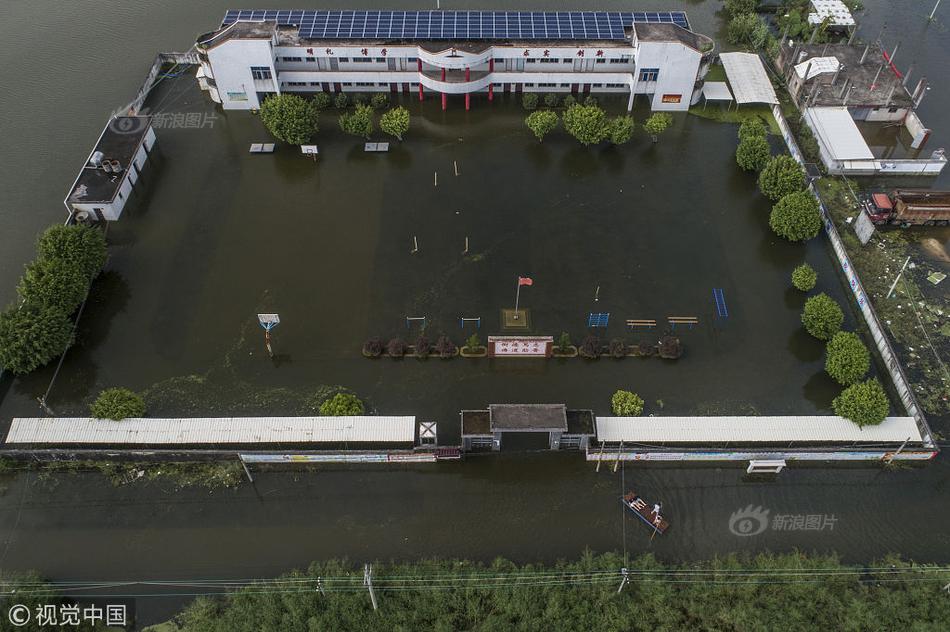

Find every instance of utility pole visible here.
[930,0,942,21]
[364,564,378,611]
[886,256,911,299]
[616,568,629,593]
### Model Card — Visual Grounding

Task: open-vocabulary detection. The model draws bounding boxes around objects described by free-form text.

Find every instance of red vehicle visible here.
[864,190,950,226]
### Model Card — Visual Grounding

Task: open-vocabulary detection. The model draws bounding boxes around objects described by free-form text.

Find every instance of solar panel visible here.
[221,10,690,40]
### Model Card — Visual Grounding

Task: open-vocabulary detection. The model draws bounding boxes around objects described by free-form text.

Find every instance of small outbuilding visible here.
[461,404,594,451]
[65,116,156,222]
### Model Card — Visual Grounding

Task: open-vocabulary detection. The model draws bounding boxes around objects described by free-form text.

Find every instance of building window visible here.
[305,56,316,62]
[355,82,374,86]
[639,68,659,81]
[538,83,556,87]
[609,57,630,64]
[539,58,559,64]
[250,66,271,80]
[227,91,248,101]
[888,106,899,113]
[339,57,349,62]
[592,83,604,88]
[560,83,570,87]
[596,58,606,64]
[494,58,506,63]
[525,83,535,87]
[118,191,123,200]
[375,58,386,63]
[285,81,306,87]
[561,58,571,63]
[526,59,536,63]
[342,82,353,87]
[280,56,303,62]
[309,82,321,86]
[407,57,418,62]
[353,57,372,63]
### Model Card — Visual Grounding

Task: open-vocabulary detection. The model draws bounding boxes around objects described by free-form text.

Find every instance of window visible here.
[375,58,386,63]
[607,83,626,88]
[227,91,248,101]
[494,58,506,63]
[560,83,570,87]
[596,58,606,64]
[339,57,349,62]
[609,57,630,64]
[592,83,604,88]
[355,82,374,86]
[525,83,535,87]
[539,58,559,64]
[285,81,306,87]
[562,58,571,63]
[305,56,316,62]
[280,56,303,62]
[309,82,321,86]
[250,66,272,80]
[353,57,372,63]
[538,83,556,87]
[342,82,353,86]
[639,68,659,81]
[407,57,418,62]
[526,59,537,63]
[117,191,123,200]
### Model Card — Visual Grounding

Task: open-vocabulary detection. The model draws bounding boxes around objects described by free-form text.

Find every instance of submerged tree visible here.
[562,104,609,146]
[380,106,410,141]
[791,263,818,292]
[259,94,319,145]
[579,335,602,358]
[17,258,91,314]
[758,154,806,201]
[464,333,483,352]
[825,331,870,386]
[362,337,384,358]
[609,338,627,359]
[770,191,822,241]
[735,134,771,172]
[611,390,644,416]
[434,335,457,358]
[386,337,407,358]
[643,113,673,142]
[737,117,768,141]
[658,336,683,359]
[414,335,430,358]
[90,387,146,420]
[37,224,107,280]
[833,379,889,427]
[608,115,635,145]
[525,110,559,142]
[0,304,74,375]
[319,392,365,416]
[339,103,375,139]
[801,293,844,341]
[556,332,573,353]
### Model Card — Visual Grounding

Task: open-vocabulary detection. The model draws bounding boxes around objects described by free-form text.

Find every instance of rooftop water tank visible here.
[101,161,113,173]
[110,160,123,173]
[89,151,105,167]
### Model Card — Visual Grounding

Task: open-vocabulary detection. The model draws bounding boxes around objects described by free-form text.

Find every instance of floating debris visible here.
[927,271,946,285]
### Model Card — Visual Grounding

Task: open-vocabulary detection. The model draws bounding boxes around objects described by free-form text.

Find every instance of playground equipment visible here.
[410,236,419,254]
[626,319,657,329]
[712,288,729,319]
[459,317,481,329]
[405,316,427,330]
[588,312,610,328]
[257,313,280,358]
[668,316,699,330]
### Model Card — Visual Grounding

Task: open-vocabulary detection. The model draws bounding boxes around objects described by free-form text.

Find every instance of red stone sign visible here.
[488,336,553,358]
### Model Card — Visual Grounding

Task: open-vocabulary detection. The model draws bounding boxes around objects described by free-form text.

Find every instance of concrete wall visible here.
[634,40,700,111]
[208,38,279,109]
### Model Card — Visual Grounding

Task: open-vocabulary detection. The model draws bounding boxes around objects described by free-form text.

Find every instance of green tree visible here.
[522,93,539,110]
[643,113,673,142]
[728,13,769,48]
[725,0,758,17]
[380,106,410,141]
[313,92,332,110]
[17,258,91,314]
[90,387,146,420]
[611,390,644,416]
[0,304,73,374]
[562,104,609,146]
[833,379,890,427]
[370,92,390,109]
[791,263,817,291]
[802,293,844,341]
[339,103,375,139]
[259,94,319,145]
[319,392,365,416]
[735,134,771,171]
[464,333,482,351]
[334,92,349,109]
[525,110,559,142]
[543,93,559,108]
[770,191,822,241]
[556,332,572,353]
[825,331,871,386]
[738,117,767,141]
[758,154,806,200]
[608,115,635,145]
[37,224,107,280]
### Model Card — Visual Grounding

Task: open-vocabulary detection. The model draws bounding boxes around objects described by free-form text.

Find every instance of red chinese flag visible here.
[518,277,533,286]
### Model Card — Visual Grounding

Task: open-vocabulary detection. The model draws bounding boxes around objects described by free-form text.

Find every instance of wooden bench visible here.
[626,319,657,329]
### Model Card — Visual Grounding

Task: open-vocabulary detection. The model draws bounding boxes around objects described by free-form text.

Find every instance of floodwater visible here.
[1,0,950,627]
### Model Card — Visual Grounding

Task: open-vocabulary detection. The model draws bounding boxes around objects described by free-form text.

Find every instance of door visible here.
[573,58,583,71]
[329,58,339,71]
[515,58,525,72]
[388,58,397,71]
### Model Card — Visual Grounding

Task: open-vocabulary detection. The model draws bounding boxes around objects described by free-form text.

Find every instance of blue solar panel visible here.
[221,10,690,40]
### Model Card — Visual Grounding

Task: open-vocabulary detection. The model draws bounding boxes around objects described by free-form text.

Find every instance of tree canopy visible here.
[833,379,890,427]
[37,224,107,280]
[380,106,410,141]
[737,117,767,141]
[562,104,609,146]
[0,304,74,374]
[736,134,771,171]
[643,113,673,141]
[611,390,644,415]
[801,293,844,341]
[90,387,147,420]
[758,155,806,200]
[339,103,375,139]
[727,12,769,48]
[318,392,365,416]
[825,331,871,386]
[17,258,91,314]
[525,110,559,142]
[791,263,817,292]
[259,94,319,145]
[608,115,635,145]
[769,191,822,241]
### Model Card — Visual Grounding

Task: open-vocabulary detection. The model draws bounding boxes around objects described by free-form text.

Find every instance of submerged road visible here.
[1,454,948,624]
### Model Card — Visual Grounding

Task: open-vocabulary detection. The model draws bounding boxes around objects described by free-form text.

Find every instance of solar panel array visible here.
[221,10,690,41]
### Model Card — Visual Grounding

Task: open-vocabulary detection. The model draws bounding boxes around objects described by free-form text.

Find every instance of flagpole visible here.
[513,278,521,319]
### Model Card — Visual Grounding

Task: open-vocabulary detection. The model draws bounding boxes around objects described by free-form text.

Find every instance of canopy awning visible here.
[702,81,733,101]
[804,107,874,161]
[719,52,778,104]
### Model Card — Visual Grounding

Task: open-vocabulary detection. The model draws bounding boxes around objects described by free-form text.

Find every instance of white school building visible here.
[196,10,714,112]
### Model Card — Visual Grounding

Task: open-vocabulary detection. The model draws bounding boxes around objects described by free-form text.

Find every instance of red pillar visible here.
[441,67,446,81]
[442,92,447,110]
[419,83,424,101]
[465,67,470,81]
[417,59,424,101]
[417,59,422,72]
[489,84,494,101]
[465,93,470,110]
[488,59,494,102]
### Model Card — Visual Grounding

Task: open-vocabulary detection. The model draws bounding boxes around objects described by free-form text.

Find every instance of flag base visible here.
[500,308,532,331]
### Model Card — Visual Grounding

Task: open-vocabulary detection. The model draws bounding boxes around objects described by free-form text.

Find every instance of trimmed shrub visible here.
[556,332,572,353]
[0,304,74,375]
[17,258,91,314]
[415,335,430,358]
[825,331,870,385]
[583,95,598,106]
[434,335,457,358]
[464,333,482,351]
[370,93,390,109]
[658,336,683,359]
[522,93,539,110]
[608,116,635,145]
[90,387,146,420]
[737,117,767,141]
[609,338,627,359]
[562,94,577,108]
[643,112,673,142]
[736,134,771,171]
[792,263,818,292]
[579,335,601,358]
[543,93,559,108]
[386,337,407,358]
[334,92,349,109]
[637,340,656,357]
[833,379,889,427]
[611,390,644,416]
[319,392,365,416]
[770,191,822,241]
[37,225,107,280]
[363,337,384,357]
[313,92,332,110]
[802,293,844,340]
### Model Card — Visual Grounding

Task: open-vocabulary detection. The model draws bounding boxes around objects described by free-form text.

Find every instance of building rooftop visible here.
[489,404,568,432]
[68,116,151,204]
[633,22,709,52]
[783,41,914,109]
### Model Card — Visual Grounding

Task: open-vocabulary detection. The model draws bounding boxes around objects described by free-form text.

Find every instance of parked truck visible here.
[864,189,950,226]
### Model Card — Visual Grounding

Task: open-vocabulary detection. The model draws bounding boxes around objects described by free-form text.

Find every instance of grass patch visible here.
[35,460,245,489]
[688,103,780,135]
